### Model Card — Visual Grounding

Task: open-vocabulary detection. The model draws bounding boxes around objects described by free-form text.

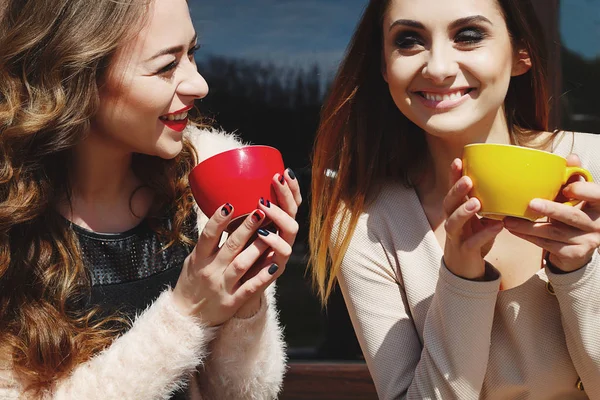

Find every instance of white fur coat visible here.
[0,126,287,400]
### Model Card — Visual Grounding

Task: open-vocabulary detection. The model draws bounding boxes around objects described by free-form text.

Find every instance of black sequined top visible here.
[72,218,196,320]
[71,218,196,400]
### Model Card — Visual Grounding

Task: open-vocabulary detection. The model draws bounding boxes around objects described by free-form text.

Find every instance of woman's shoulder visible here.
[553,131,600,172]
[553,130,599,155]
[184,125,247,163]
[368,181,418,215]
[335,181,419,241]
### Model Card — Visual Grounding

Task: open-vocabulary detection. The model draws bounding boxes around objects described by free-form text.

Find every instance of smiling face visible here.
[382,0,531,141]
[92,0,208,159]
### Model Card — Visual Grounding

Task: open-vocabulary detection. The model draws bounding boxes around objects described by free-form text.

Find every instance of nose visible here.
[421,43,458,84]
[177,59,209,100]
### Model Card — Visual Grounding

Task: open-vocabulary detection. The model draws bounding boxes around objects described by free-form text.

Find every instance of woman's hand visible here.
[443,159,504,279]
[504,155,600,272]
[235,168,302,318]
[172,168,302,326]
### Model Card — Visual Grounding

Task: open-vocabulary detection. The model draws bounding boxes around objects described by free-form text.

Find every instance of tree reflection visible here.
[561,47,600,133]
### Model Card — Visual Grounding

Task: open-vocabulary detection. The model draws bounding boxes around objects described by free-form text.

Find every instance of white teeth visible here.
[422,90,466,102]
[160,111,188,121]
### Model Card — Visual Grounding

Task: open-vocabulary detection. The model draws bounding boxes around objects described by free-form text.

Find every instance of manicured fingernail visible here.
[278,174,285,184]
[252,210,265,222]
[257,228,269,236]
[465,198,478,212]
[268,264,279,275]
[221,203,233,217]
[530,199,544,211]
[286,168,296,180]
[259,197,271,208]
[459,177,471,191]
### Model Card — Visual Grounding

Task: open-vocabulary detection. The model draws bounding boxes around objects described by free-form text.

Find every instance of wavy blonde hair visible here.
[0,0,198,391]
[309,0,550,303]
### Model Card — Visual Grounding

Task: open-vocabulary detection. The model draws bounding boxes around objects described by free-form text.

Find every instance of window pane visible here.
[189,0,366,360]
[560,0,600,133]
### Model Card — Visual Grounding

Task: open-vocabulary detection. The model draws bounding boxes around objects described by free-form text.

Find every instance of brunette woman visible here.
[310,0,600,398]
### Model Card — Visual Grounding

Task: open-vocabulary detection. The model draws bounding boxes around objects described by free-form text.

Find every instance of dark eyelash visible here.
[455,27,487,44]
[156,44,201,75]
[395,32,423,49]
[188,43,201,55]
[157,61,178,75]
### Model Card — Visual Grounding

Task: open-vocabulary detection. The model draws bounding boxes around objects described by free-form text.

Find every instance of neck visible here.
[418,107,512,202]
[70,135,136,203]
[60,132,153,232]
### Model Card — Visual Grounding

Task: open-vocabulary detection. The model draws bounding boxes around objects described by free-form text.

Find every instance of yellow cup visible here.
[462,143,593,221]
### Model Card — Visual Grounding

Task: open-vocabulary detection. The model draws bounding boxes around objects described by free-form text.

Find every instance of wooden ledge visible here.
[281,362,378,399]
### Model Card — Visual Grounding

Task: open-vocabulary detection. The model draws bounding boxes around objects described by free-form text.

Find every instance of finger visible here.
[240,250,275,284]
[274,168,302,217]
[449,158,463,185]
[216,209,266,264]
[562,181,600,204]
[444,197,480,240]
[255,227,293,266]
[194,203,234,260]
[443,176,474,217]
[258,200,299,246]
[504,218,582,245]
[285,168,303,207]
[223,237,270,291]
[529,199,596,232]
[462,220,503,251]
[233,262,285,304]
[565,154,582,167]
[509,231,570,258]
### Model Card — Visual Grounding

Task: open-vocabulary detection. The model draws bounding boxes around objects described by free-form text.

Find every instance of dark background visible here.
[188,0,600,362]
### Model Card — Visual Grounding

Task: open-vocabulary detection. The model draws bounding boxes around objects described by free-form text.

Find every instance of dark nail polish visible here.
[259,197,271,208]
[286,168,296,180]
[268,264,279,275]
[257,228,269,236]
[221,203,233,217]
[252,211,263,222]
[278,174,285,184]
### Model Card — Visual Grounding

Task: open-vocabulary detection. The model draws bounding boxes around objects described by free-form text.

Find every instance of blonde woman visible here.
[0,0,300,398]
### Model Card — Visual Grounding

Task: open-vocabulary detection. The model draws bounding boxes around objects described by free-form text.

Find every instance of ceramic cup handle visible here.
[562,166,594,207]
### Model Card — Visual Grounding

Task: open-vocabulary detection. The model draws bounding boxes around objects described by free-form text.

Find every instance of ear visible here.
[511,44,532,77]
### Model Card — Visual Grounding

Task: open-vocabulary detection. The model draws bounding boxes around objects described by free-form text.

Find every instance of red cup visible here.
[189,145,285,231]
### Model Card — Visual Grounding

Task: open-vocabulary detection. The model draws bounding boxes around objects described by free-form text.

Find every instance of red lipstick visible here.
[159,105,193,133]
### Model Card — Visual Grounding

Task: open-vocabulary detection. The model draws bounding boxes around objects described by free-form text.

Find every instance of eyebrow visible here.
[388,15,493,32]
[145,33,198,62]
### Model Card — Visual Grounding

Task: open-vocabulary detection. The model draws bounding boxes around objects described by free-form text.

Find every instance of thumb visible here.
[566,153,581,168]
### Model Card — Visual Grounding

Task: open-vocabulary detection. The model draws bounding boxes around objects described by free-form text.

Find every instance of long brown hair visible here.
[309,0,550,303]
[0,0,198,391]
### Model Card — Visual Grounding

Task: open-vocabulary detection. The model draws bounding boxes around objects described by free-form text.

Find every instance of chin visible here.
[156,141,184,160]
[414,112,479,137]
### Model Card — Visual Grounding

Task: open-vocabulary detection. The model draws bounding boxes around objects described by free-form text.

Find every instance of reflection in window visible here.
[186,0,600,362]
[560,0,600,133]
[189,0,366,360]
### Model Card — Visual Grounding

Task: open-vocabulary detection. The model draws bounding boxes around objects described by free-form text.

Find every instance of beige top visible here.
[337,132,600,400]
